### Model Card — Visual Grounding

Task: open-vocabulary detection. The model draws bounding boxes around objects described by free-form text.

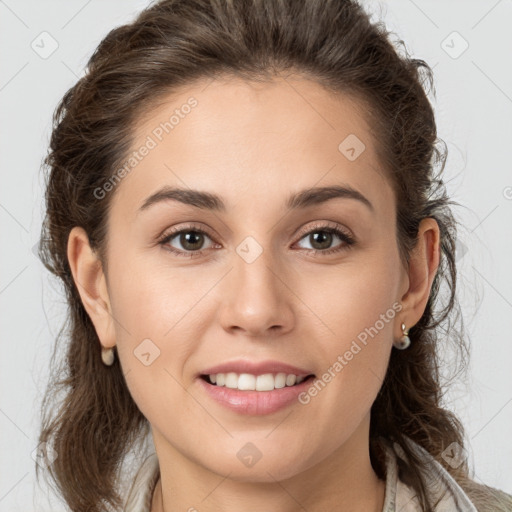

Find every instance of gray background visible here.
[1,0,511,510]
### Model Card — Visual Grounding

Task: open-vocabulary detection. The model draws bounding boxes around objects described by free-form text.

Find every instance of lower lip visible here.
[196,376,315,415]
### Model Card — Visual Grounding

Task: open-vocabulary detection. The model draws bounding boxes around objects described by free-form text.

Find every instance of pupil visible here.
[311,231,332,250]
[181,231,203,250]
[179,231,332,252]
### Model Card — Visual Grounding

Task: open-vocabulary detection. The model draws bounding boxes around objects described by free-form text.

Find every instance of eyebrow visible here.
[138,184,374,214]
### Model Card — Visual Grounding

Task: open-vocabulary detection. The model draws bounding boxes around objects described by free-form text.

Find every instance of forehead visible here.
[110,75,393,219]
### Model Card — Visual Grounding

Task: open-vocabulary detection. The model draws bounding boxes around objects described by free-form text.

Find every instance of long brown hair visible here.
[36,0,511,510]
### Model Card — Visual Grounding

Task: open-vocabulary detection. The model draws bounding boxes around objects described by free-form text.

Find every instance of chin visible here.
[200,450,310,483]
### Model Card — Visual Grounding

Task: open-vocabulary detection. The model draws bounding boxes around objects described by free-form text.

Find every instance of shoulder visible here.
[123,444,512,512]
[124,452,160,512]
[381,437,479,511]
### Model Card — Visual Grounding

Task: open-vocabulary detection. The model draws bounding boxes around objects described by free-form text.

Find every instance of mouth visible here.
[197,371,317,415]
[199,372,316,391]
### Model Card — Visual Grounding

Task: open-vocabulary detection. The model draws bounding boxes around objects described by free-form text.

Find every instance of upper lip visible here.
[199,359,315,378]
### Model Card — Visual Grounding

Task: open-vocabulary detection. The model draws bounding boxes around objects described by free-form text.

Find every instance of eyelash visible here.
[156,221,356,259]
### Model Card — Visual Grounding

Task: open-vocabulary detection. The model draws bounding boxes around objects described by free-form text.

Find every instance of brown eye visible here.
[158,226,216,258]
[295,225,355,255]
[308,231,334,250]
[176,231,206,251]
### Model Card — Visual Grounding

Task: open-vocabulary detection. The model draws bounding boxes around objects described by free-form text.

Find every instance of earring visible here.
[393,323,411,350]
[101,346,115,366]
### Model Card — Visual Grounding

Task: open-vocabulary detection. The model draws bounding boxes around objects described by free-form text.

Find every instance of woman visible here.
[36,0,512,511]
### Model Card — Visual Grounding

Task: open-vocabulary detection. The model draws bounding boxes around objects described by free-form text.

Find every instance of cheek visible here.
[295,250,399,409]
[108,244,203,339]
[297,248,400,343]
[106,253,204,411]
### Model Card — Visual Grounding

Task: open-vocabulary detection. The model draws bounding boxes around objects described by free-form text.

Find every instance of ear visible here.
[67,226,116,349]
[399,217,441,329]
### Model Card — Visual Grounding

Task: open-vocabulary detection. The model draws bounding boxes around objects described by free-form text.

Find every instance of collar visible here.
[125,436,477,511]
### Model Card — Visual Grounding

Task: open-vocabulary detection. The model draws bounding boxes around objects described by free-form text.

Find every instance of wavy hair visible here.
[36,0,511,510]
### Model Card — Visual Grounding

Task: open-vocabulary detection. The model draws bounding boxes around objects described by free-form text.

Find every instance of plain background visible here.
[1,0,511,510]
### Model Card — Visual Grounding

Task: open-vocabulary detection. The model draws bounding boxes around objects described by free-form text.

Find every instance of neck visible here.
[150,416,386,512]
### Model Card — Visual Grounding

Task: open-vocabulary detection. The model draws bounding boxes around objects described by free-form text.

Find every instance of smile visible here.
[197,373,316,415]
[201,372,311,391]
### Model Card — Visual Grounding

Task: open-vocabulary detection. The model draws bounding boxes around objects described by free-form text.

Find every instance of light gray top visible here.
[124,437,478,511]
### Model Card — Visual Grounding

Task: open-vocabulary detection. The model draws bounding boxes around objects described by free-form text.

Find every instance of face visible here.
[88,75,411,481]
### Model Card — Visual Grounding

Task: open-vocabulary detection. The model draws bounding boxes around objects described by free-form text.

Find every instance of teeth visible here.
[206,372,309,391]
[225,372,239,388]
[286,374,297,386]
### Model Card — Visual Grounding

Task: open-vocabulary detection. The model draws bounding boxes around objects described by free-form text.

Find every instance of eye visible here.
[294,222,355,255]
[157,223,217,258]
[157,221,355,258]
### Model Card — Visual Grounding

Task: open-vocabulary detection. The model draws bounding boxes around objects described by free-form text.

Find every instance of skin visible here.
[67,74,440,512]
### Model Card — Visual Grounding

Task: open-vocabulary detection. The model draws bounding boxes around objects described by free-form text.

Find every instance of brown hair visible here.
[36,0,511,510]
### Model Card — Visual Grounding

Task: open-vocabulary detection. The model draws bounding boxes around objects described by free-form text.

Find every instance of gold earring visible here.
[101,346,115,366]
[393,323,410,350]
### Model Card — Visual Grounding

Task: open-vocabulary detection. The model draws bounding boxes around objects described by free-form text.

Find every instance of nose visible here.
[217,244,295,338]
